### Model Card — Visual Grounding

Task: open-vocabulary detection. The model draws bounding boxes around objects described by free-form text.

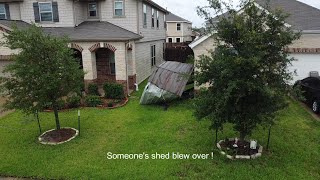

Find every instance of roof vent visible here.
[309,71,319,77]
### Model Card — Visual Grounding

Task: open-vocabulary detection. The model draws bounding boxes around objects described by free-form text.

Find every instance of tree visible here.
[0,24,84,130]
[194,0,300,141]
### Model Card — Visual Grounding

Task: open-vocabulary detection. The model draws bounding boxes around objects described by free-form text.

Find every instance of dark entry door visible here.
[96,48,116,84]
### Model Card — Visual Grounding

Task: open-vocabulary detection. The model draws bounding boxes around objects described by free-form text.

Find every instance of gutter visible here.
[125,41,130,96]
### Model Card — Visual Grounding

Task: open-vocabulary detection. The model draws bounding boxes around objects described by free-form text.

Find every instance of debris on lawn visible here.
[140,61,194,105]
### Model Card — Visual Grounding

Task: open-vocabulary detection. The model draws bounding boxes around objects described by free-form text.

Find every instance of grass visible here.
[0,82,320,179]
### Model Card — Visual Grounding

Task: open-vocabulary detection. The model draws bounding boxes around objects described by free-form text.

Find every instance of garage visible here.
[289,54,320,83]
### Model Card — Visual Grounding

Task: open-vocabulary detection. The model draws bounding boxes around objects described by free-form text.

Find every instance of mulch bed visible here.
[220,139,259,156]
[98,98,128,109]
[39,128,76,143]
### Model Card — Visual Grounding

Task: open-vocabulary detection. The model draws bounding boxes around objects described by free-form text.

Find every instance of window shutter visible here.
[52,2,59,22]
[4,4,10,20]
[33,2,40,22]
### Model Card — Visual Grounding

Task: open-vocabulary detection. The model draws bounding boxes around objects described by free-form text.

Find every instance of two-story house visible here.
[0,0,168,93]
[166,12,192,43]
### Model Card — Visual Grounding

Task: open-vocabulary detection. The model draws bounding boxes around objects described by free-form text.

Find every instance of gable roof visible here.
[255,0,320,31]
[166,12,192,23]
[0,20,142,42]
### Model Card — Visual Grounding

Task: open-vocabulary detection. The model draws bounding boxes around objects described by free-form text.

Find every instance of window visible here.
[143,4,147,27]
[39,2,53,22]
[114,1,124,16]
[88,2,97,17]
[151,8,154,28]
[151,45,156,66]
[156,11,159,28]
[168,38,172,43]
[177,23,181,31]
[0,4,6,19]
[164,14,166,29]
[110,53,116,75]
[176,38,181,43]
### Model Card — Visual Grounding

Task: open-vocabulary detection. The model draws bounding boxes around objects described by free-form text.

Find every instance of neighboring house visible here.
[190,0,320,84]
[166,12,192,43]
[0,0,169,93]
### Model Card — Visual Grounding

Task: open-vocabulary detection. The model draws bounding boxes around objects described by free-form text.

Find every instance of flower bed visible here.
[38,127,79,145]
[217,138,263,160]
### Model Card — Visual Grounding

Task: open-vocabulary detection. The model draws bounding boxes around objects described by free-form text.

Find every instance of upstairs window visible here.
[33,2,59,22]
[164,14,166,29]
[151,45,156,66]
[177,23,181,31]
[114,0,124,16]
[39,2,53,22]
[88,2,97,17]
[156,10,159,28]
[143,4,147,27]
[151,8,154,28]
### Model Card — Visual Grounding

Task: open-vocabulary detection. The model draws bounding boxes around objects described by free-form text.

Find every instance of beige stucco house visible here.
[166,12,192,43]
[190,0,320,85]
[0,0,169,93]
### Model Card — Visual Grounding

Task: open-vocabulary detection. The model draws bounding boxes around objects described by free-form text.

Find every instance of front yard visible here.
[0,87,320,179]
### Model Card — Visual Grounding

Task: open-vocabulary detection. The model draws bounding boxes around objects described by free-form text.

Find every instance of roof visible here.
[255,0,320,31]
[148,61,194,96]
[0,20,142,41]
[44,21,142,41]
[0,20,31,30]
[166,12,191,23]
[142,0,169,14]
[208,0,320,31]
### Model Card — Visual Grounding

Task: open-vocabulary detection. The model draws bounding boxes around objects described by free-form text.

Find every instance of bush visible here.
[85,95,102,107]
[103,83,124,99]
[66,95,81,108]
[88,83,99,96]
[56,99,66,110]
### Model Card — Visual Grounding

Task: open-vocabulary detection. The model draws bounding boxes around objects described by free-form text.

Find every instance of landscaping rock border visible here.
[217,138,263,160]
[38,127,79,145]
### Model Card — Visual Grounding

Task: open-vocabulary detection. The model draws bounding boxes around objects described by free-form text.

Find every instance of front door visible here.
[96,48,116,84]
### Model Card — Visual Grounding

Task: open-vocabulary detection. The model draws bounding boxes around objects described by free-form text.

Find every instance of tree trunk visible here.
[53,107,60,130]
[240,132,246,141]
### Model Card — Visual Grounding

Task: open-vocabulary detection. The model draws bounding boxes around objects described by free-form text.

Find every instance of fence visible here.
[165,43,194,63]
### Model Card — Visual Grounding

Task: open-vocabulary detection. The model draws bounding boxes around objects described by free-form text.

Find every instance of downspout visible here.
[73,0,77,26]
[125,41,130,97]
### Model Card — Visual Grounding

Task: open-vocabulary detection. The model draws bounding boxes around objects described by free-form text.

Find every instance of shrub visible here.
[56,99,66,110]
[103,83,124,99]
[85,95,102,107]
[107,102,113,107]
[88,83,99,96]
[66,95,81,108]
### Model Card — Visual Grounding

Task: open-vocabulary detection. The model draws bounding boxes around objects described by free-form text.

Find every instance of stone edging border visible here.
[217,138,263,160]
[38,127,79,145]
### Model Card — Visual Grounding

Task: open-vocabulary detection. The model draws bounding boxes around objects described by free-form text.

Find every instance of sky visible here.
[153,0,320,27]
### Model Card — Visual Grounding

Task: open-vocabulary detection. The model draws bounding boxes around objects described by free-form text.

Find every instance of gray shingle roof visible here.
[166,12,191,23]
[0,20,31,29]
[208,0,320,31]
[255,0,320,30]
[0,20,142,41]
[43,21,142,41]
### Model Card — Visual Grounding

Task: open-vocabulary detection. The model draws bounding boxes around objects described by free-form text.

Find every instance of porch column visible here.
[115,43,127,81]
[82,48,97,80]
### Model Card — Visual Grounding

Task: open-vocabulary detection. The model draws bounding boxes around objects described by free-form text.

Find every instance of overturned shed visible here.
[140,61,194,105]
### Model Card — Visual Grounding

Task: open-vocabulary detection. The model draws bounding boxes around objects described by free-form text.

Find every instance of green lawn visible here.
[0,85,320,179]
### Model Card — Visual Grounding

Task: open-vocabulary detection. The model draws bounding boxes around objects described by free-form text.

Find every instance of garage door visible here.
[288,54,320,84]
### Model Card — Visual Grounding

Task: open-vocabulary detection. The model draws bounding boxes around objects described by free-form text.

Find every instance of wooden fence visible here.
[165,43,194,63]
